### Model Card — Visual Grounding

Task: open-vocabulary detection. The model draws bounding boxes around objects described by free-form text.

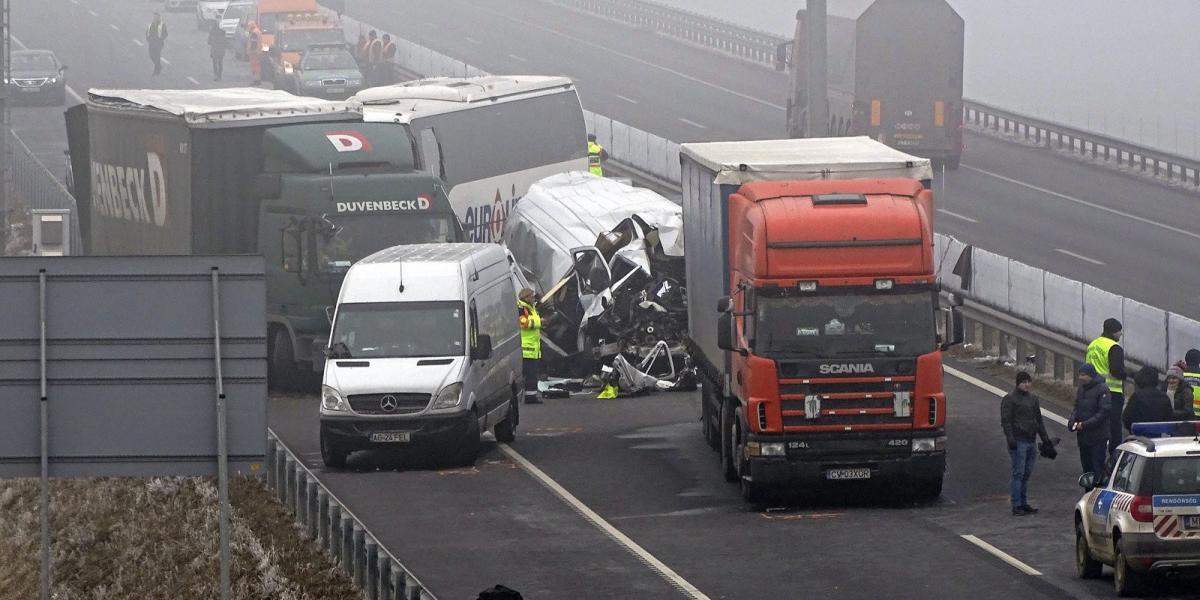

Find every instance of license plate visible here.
[20,87,40,93]
[1184,515,1200,530]
[369,431,410,443]
[325,87,344,94]
[826,468,871,481]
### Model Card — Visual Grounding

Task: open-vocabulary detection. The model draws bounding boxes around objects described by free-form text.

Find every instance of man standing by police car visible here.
[1070,363,1112,478]
[1001,371,1053,516]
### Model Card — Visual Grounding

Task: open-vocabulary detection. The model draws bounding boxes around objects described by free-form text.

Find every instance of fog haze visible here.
[657,0,1200,157]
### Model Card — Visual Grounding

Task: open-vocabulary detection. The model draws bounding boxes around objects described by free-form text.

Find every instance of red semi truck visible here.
[680,137,963,502]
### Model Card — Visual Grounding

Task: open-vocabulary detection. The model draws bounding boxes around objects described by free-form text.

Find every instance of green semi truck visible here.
[65,88,463,388]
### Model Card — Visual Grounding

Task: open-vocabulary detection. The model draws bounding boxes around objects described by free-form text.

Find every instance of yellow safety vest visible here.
[587,141,604,177]
[1185,370,1200,417]
[518,300,541,360]
[1085,336,1123,394]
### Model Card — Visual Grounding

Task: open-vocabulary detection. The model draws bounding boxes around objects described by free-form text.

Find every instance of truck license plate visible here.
[369,431,410,443]
[1184,515,1200,530]
[826,468,871,481]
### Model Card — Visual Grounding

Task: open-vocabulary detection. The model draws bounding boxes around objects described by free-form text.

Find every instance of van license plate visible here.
[826,468,871,480]
[1184,516,1200,530]
[369,431,410,443]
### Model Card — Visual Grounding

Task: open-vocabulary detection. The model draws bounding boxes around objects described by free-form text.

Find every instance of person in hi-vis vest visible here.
[587,133,608,177]
[1084,318,1127,455]
[518,288,542,405]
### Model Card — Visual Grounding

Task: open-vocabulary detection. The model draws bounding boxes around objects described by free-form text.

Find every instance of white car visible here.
[195,0,229,28]
[1075,421,1200,596]
[218,1,254,38]
[165,0,199,13]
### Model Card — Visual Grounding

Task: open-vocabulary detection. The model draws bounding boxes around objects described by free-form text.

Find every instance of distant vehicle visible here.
[280,43,365,99]
[218,1,255,39]
[320,243,522,468]
[195,0,230,29]
[64,88,465,388]
[1075,421,1200,597]
[5,50,68,105]
[266,12,343,84]
[165,0,199,12]
[783,0,964,168]
[356,76,588,243]
[251,0,320,65]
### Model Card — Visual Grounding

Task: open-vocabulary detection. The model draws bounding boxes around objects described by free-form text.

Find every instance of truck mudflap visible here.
[743,429,946,486]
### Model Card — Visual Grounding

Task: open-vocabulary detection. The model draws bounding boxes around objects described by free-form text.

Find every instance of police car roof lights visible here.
[1130,421,1200,439]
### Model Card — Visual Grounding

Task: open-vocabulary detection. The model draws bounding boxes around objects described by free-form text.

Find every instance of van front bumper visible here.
[320,412,473,451]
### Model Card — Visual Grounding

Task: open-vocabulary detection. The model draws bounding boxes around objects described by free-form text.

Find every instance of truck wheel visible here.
[269,327,302,392]
[453,410,482,467]
[719,401,738,482]
[494,396,518,444]
[1075,520,1102,579]
[1113,537,1143,597]
[320,430,348,469]
[701,387,719,450]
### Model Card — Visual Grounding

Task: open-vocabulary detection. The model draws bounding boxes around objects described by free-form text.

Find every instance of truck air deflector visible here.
[768,238,922,249]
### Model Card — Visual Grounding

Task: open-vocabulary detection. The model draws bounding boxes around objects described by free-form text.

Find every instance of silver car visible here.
[1075,421,1200,596]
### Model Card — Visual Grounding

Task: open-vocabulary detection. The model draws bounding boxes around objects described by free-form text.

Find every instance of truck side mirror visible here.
[717,312,733,352]
[940,306,964,351]
[471,334,493,361]
[716,296,732,313]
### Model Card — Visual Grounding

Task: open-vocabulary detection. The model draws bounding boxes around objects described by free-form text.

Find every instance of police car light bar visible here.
[1130,421,1200,439]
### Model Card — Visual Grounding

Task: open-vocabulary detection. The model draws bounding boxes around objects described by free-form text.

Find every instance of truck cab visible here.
[267,13,345,88]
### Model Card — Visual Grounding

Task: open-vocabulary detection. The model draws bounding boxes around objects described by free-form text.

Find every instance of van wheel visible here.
[719,401,738,482]
[1075,520,1102,579]
[494,398,518,444]
[269,327,302,392]
[320,430,348,469]
[1113,537,1143,597]
[454,411,482,467]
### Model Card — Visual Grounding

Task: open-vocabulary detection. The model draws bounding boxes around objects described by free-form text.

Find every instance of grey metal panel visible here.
[681,157,730,379]
[0,255,267,477]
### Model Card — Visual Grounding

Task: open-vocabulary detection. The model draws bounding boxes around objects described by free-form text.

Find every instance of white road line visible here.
[1054,248,1105,266]
[961,535,1043,576]
[108,23,120,32]
[132,38,144,47]
[88,9,98,17]
[186,76,201,85]
[160,58,171,66]
[944,365,1070,427]
[937,208,978,223]
[679,118,707,129]
[10,35,85,104]
[465,2,786,112]
[507,54,529,63]
[465,36,481,45]
[499,444,710,599]
[962,164,1200,242]
[616,94,639,105]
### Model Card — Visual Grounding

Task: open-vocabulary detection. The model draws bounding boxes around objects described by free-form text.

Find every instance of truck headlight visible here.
[431,382,463,410]
[261,44,271,52]
[746,441,785,457]
[321,385,348,412]
[912,436,946,453]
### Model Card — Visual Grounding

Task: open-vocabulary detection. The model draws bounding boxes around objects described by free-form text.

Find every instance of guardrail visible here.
[265,431,437,600]
[4,128,80,254]
[964,100,1200,187]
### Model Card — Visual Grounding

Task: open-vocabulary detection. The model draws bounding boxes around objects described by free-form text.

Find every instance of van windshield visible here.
[331,302,465,359]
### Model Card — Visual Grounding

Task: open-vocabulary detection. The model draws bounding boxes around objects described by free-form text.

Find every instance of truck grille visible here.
[780,381,913,396]
[779,377,916,428]
[348,393,430,415]
[782,413,911,427]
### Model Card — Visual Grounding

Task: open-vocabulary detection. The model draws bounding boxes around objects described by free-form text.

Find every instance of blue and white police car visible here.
[1075,421,1200,596]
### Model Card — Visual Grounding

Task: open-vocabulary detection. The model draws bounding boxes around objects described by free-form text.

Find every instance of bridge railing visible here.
[4,128,80,254]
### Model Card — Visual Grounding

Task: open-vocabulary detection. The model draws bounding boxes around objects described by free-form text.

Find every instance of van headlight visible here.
[321,385,349,412]
[431,382,463,410]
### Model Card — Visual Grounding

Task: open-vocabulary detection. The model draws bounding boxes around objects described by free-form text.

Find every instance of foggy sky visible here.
[657,0,1200,158]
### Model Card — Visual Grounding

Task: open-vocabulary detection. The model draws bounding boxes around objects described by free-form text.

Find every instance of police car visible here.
[1074,421,1200,596]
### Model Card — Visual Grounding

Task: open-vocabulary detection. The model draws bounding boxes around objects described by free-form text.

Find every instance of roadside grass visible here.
[0,476,360,599]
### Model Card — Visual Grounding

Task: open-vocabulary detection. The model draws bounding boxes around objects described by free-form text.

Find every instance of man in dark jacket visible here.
[1122,366,1174,431]
[1001,371,1053,516]
[1069,363,1111,477]
[1084,318,1127,456]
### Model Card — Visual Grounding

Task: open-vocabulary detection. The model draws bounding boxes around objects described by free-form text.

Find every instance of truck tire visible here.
[719,401,738,482]
[269,327,303,392]
[494,394,518,444]
[320,430,348,469]
[701,386,719,450]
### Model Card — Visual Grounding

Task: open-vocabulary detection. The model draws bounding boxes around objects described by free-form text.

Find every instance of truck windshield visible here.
[316,214,459,272]
[331,302,465,359]
[755,290,936,357]
[280,29,344,51]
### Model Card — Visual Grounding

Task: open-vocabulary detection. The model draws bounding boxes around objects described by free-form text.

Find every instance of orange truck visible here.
[249,0,320,82]
[680,137,964,502]
[266,12,345,88]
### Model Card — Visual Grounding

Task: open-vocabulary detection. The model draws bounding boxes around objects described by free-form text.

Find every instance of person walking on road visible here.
[207,22,226,81]
[1180,349,1200,419]
[587,133,608,177]
[379,34,397,84]
[518,288,543,405]
[1085,318,1127,456]
[1070,363,1112,477]
[1001,371,1053,516]
[365,30,383,85]
[1162,366,1196,420]
[1122,366,1174,430]
[146,12,169,76]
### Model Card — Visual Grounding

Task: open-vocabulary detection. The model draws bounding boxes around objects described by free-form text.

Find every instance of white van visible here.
[354,76,588,244]
[319,243,522,468]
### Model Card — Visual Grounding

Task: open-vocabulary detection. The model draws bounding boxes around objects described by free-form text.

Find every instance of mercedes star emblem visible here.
[380,395,399,412]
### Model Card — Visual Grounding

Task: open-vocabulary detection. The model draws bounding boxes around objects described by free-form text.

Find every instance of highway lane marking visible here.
[161,58,171,66]
[944,365,1069,427]
[88,9,98,17]
[679,118,707,129]
[499,443,711,599]
[465,36,482,45]
[132,38,144,47]
[937,208,978,223]
[507,54,529,63]
[1054,248,1105,266]
[11,35,85,104]
[961,534,1043,576]
[461,0,786,112]
[962,164,1200,242]
[109,23,120,32]
[186,76,201,85]
[616,94,639,105]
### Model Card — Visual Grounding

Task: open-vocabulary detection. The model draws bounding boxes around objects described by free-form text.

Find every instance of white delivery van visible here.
[319,243,522,467]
